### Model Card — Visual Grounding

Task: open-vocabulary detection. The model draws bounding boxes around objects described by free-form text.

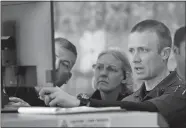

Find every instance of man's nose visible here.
[132,53,141,63]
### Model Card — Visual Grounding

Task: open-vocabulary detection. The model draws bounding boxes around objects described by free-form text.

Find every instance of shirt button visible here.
[161,89,165,93]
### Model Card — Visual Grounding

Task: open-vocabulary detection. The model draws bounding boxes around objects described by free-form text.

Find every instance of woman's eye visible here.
[108,67,118,72]
[96,65,101,70]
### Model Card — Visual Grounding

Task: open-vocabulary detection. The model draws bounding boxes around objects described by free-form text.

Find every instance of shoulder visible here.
[165,79,186,96]
[164,71,186,94]
[121,89,140,102]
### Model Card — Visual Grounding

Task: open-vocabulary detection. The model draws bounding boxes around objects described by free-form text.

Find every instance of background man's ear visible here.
[161,47,171,60]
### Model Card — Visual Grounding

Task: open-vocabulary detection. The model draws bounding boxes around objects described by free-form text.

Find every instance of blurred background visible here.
[53,2,185,96]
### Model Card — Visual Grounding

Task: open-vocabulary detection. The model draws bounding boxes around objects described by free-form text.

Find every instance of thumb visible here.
[49,98,59,107]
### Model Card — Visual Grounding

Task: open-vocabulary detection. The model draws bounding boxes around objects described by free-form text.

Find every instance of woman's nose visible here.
[99,67,109,76]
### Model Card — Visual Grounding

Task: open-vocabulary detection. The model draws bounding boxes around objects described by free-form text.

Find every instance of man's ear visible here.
[160,47,171,60]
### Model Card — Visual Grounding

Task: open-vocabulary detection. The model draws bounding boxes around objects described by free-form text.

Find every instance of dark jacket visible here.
[89,71,186,128]
[91,89,132,101]
[5,87,46,106]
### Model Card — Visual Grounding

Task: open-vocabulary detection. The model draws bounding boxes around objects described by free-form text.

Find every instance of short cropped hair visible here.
[131,19,172,53]
[55,37,77,57]
[174,26,185,48]
[97,49,132,80]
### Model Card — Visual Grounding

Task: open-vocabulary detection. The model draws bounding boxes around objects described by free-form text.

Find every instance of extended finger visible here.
[7,102,22,106]
[9,97,24,103]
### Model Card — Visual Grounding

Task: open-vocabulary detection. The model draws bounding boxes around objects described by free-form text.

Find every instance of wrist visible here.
[77,93,90,106]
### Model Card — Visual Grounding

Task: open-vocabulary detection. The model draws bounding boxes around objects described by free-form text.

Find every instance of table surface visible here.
[2,111,168,127]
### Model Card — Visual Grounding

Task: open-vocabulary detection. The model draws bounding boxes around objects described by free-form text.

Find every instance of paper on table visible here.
[18,106,122,115]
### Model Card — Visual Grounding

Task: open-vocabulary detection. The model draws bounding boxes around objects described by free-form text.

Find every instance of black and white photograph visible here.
[1,1,186,127]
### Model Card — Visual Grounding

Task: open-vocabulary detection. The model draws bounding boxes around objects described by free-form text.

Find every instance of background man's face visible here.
[175,40,185,79]
[179,40,186,58]
[127,31,165,80]
[54,43,76,86]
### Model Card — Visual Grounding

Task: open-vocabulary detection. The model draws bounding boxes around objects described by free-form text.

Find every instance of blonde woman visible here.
[90,49,132,101]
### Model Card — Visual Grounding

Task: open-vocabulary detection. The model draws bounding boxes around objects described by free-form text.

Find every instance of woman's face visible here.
[93,53,124,93]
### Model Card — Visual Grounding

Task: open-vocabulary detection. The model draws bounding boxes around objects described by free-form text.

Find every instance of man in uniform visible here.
[39,20,186,128]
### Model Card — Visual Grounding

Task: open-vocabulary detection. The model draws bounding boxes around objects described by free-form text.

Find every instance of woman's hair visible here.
[97,48,133,94]
[97,48,132,79]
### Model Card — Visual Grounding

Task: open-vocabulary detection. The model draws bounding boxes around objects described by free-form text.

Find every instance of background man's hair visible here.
[174,26,185,48]
[55,37,77,57]
[131,19,172,53]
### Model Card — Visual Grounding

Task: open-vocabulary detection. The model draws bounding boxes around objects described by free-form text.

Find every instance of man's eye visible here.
[60,62,70,69]
[129,49,134,53]
[64,63,70,69]
[140,48,149,53]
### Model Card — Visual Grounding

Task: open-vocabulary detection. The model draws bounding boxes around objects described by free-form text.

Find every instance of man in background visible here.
[6,37,77,106]
[173,26,185,81]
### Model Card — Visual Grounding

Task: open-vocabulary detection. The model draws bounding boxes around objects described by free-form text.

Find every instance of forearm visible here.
[89,99,158,112]
[120,101,158,112]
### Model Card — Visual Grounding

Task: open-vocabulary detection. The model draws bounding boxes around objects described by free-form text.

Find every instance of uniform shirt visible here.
[89,71,186,127]
[122,71,186,128]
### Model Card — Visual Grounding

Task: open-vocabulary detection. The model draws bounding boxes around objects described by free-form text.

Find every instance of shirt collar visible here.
[134,71,180,100]
[91,90,126,101]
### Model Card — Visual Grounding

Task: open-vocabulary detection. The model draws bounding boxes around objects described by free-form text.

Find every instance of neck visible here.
[176,65,185,81]
[145,67,170,91]
[100,85,121,101]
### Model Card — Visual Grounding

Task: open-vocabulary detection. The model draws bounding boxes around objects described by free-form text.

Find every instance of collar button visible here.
[160,89,165,94]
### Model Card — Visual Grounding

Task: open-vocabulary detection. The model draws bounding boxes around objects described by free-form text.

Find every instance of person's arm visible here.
[89,98,158,112]
[39,87,156,112]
